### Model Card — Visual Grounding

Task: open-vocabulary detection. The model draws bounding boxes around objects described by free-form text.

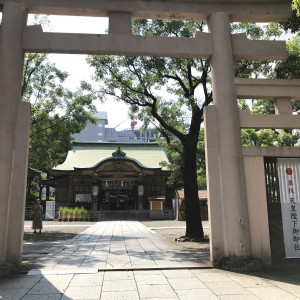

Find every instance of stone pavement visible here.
[22,221,210,271]
[1,221,300,299]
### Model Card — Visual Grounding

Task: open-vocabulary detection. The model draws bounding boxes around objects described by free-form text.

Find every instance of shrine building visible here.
[49,142,173,218]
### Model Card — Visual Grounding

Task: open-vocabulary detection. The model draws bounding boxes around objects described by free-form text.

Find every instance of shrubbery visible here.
[57,206,89,221]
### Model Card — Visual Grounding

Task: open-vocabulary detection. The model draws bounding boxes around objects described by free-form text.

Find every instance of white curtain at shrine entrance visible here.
[278,158,300,258]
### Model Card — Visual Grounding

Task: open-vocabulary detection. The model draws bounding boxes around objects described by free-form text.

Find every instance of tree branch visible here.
[164,74,190,98]
[143,89,185,141]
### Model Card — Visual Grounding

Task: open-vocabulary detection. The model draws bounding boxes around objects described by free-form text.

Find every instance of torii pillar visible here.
[206,12,251,262]
[0,2,30,270]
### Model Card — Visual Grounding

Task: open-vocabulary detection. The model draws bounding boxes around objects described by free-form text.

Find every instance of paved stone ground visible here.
[22,221,210,272]
[1,267,300,300]
[1,221,300,299]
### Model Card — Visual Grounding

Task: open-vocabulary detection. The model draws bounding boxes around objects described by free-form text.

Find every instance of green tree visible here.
[292,0,300,16]
[158,129,206,190]
[22,53,97,198]
[87,19,299,238]
[236,21,300,147]
[158,22,280,196]
[240,34,300,147]
[88,20,211,238]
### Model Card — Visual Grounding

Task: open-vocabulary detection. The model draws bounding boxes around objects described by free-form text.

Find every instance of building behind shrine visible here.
[73,112,160,143]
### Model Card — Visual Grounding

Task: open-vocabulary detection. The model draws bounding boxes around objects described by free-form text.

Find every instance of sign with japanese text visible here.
[278,158,300,258]
[45,201,56,220]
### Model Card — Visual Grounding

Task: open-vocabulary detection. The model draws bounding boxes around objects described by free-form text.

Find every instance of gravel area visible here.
[23,220,210,253]
[141,220,210,253]
[23,221,97,242]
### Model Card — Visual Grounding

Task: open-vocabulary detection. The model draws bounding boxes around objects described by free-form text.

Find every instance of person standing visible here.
[32,200,43,234]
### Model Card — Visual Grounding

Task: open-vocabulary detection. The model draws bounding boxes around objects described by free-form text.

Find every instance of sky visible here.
[35,15,134,130]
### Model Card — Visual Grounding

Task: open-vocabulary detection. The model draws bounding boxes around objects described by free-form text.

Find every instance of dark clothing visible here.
[32,205,43,230]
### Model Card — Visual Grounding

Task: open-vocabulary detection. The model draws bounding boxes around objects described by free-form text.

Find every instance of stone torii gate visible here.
[0,0,292,270]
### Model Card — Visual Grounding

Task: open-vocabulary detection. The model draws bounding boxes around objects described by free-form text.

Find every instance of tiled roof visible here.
[176,190,208,201]
[54,142,170,171]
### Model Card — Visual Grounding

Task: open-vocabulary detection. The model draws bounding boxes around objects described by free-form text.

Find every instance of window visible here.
[74,185,92,193]
[145,185,161,196]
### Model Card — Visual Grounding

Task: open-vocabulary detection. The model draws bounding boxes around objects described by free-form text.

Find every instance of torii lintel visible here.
[0,0,292,22]
[23,25,287,61]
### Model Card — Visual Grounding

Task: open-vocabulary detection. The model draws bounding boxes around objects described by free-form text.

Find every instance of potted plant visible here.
[68,208,74,221]
[58,206,64,221]
[81,208,87,221]
[78,207,84,221]
[73,207,79,221]
[62,207,69,221]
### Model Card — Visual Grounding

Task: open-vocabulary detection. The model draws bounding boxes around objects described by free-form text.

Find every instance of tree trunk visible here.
[39,183,43,201]
[26,178,32,200]
[46,185,50,201]
[182,140,204,239]
[46,173,50,200]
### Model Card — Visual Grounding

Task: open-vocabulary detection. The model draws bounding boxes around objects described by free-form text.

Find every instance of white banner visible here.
[278,158,300,258]
[45,201,56,220]
[75,193,92,203]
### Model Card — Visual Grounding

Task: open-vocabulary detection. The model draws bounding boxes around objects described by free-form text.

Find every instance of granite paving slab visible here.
[0,221,297,299]
[25,221,210,273]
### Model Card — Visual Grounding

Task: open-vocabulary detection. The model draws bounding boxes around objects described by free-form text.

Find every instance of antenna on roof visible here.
[114,117,129,129]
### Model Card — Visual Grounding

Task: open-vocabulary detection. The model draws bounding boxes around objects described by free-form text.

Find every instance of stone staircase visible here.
[96,209,172,221]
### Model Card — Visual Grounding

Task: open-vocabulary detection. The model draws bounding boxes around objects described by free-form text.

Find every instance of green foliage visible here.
[26,193,37,203]
[79,207,86,217]
[87,20,211,139]
[88,19,300,192]
[196,139,207,190]
[23,52,97,172]
[73,207,80,218]
[62,207,69,219]
[292,0,300,16]
[58,206,88,220]
[38,197,55,201]
[282,10,300,33]
[159,130,206,189]
[158,139,184,188]
[233,23,281,79]
[58,206,64,219]
[252,100,275,115]
[20,11,97,173]
[275,36,300,116]
[277,130,300,146]
[87,20,213,212]
[237,25,300,148]
[88,18,300,235]
[275,36,300,79]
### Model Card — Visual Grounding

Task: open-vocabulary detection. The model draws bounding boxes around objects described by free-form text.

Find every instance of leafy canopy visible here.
[23,53,97,172]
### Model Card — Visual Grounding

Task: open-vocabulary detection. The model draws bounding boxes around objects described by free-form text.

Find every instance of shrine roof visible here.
[176,190,208,201]
[53,142,170,171]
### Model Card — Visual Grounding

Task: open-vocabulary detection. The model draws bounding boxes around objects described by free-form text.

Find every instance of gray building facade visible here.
[73,112,160,143]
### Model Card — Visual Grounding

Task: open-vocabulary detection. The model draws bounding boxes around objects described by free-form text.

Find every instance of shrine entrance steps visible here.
[98,209,173,221]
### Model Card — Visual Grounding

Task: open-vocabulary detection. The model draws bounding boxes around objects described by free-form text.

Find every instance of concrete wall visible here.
[242,147,300,264]
[243,153,272,264]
